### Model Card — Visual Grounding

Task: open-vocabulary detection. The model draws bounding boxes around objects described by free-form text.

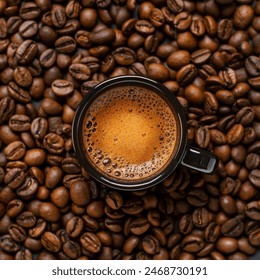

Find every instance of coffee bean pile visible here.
[0,0,260,260]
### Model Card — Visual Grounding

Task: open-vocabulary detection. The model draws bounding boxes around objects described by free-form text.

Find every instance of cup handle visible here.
[181,145,218,174]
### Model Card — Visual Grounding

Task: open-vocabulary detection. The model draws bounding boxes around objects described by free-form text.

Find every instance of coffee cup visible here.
[72,75,218,191]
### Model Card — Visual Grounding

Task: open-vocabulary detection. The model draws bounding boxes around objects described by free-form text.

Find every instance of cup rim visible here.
[72,75,187,191]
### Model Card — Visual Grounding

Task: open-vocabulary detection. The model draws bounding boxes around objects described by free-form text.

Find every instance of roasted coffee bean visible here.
[15,40,37,64]
[179,214,193,235]
[195,127,210,149]
[249,170,260,187]
[66,217,84,238]
[142,235,160,255]
[9,114,30,132]
[6,199,24,218]
[192,207,210,228]
[221,216,244,237]
[63,240,81,259]
[135,20,155,35]
[105,191,123,210]
[51,80,74,97]
[41,231,61,253]
[8,224,26,242]
[39,49,57,68]
[205,222,221,243]
[245,201,260,220]
[80,232,101,254]
[0,234,20,253]
[13,66,33,88]
[43,133,64,154]
[8,82,31,103]
[181,235,204,253]
[39,202,60,223]
[4,168,26,189]
[15,248,32,260]
[69,63,91,81]
[55,36,76,53]
[16,211,36,228]
[29,219,46,238]
[5,141,26,161]
[130,218,150,235]
[19,20,38,38]
[177,64,197,86]
[187,189,208,207]
[0,97,15,124]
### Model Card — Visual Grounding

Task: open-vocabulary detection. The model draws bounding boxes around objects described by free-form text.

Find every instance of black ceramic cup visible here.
[72,76,218,191]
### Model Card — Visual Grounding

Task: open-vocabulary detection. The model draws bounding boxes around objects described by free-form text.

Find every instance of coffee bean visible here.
[249,170,260,187]
[177,64,197,86]
[15,40,38,64]
[16,211,36,228]
[8,223,27,242]
[8,82,31,103]
[41,231,61,253]
[181,235,204,253]
[39,202,60,223]
[13,66,33,88]
[221,216,244,237]
[80,232,101,254]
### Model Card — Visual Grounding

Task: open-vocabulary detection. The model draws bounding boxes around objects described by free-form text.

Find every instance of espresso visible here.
[82,85,178,182]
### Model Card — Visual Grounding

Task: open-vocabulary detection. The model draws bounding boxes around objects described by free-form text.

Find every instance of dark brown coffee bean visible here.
[51,79,74,97]
[221,216,244,237]
[9,114,30,132]
[16,211,36,228]
[80,232,101,254]
[195,127,210,148]
[217,19,233,41]
[39,49,57,68]
[249,228,260,246]
[0,234,20,253]
[235,107,255,126]
[105,191,123,210]
[66,217,84,238]
[192,207,210,228]
[191,49,211,65]
[4,168,26,190]
[41,231,61,253]
[17,176,38,199]
[246,154,260,170]
[8,224,26,242]
[181,235,204,253]
[0,97,15,124]
[187,189,208,207]
[177,64,197,86]
[15,40,37,64]
[43,133,64,154]
[55,36,76,53]
[63,240,81,259]
[167,0,184,13]
[226,124,244,145]
[6,199,24,218]
[179,214,193,235]
[90,28,115,45]
[70,180,91,206]
[142,235,160,255]
[19,20,38,38]
[121,198,144,215]
[220,195,237,216]
[205,222,221,243]
[29,219,46,238]
[69,63,91,81]
[216,237,238,254]
[39,202,60,223]
[135,20,155,35]
[249,170,260,187]
[52,6,66,28]
[8,82,31,103]
[5,141,26,161]
[15,248,32,260]
[130,218,150,235]
[13,66,33,88]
